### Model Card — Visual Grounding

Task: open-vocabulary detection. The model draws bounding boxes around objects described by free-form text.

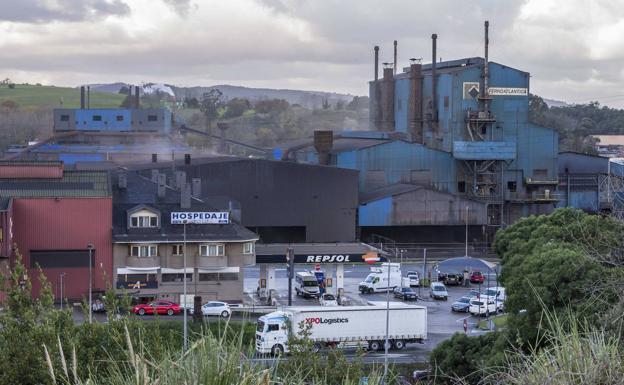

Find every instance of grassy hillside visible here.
[0,84,125,109]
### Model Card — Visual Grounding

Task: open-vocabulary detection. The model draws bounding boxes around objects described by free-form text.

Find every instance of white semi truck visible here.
[255,304,427,355]
[359,263,402,294]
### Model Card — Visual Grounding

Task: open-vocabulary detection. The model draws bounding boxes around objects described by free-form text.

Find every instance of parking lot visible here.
[243,263,501,340]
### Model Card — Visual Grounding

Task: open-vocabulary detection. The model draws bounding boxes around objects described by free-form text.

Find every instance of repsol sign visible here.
[306,255,351,263]
[305,317,349,325]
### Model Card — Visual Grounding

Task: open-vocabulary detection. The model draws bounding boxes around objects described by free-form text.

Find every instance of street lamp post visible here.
[183,221,188,351]
[87,243,94,324]
[383,259,391,382]
[465,206,469,257]
[59,272,65,310]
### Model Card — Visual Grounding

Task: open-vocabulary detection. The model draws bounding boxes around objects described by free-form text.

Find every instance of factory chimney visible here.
[380,63,395,131]
[118,172,127,189]
[157,173,166,199]
[180,183,191,209]
[217,123,229,153]
[192,178,201,197]
[80,86,85,109]
[184,153,191,165]
[483,20,490,115]
[314,130,333,165]
[431,34,438,123]
[152,153,158,163]
[408,59,424,143]
[374,45,379,81]
[393,40,398,75]
[134,86,140,109]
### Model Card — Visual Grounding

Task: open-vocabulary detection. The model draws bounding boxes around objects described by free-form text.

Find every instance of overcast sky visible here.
[1,0,624,107]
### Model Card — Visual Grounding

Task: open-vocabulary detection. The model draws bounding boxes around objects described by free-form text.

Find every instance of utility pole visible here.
[286,247,294,306]
[87,243,94,324]
[465,206,469,257]
[183,221,188,351]
[60,272,65,310]
[383,260,391,382]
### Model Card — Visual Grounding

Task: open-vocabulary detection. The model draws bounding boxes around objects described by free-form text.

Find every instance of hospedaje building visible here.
[112,169,258,304]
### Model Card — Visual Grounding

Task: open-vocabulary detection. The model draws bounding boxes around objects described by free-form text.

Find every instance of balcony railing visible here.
[506,191,561,202]
[125,255,161,268]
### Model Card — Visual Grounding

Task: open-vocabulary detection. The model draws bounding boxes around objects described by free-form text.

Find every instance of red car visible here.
[133,300,181,316]
[470,271,485,284]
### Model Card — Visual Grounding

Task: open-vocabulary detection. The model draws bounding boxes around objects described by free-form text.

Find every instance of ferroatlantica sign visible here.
[171,212,230,224]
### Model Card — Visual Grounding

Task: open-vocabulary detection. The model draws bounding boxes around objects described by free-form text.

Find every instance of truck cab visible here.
[256,312,289,355]
[359,263,402,294]
[295,272,321,298]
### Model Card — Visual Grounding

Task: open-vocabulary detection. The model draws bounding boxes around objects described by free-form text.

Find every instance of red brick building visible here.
[0,161,111,301]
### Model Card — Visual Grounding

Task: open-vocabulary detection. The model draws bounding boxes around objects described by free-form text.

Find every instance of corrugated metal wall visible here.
[11,198,113,300]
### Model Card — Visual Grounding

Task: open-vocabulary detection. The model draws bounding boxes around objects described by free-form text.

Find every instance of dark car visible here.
[393,287,418,301]
[451,296,472,312]
[470,271,485,284]
[133,300,181,316]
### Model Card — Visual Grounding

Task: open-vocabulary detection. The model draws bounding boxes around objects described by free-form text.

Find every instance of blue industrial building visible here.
[7,86,189,165]
[290,26,560,244]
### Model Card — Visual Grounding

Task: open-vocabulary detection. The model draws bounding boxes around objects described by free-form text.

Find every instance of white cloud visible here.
[0,0,624,107]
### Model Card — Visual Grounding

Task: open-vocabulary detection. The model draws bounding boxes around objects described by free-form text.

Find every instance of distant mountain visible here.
[86,83,356,109]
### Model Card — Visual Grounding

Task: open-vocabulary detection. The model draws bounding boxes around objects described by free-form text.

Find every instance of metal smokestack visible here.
[80,86,85,109]
[134,86,140,109]
[393,40,398,75]
[408,59,423,142]
[374,46,379,81]
[484,20,490,114]
[381,64,395,131]
[86,86,90,108]
[431,34,438,123]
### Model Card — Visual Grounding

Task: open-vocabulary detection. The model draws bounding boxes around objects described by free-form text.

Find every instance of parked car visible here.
[406,272,420,287]
[133,300,181,316]
[319,293,338,306]
[430,282,448,300]
[470,271,485,284]
[469,297,497,316]
[451,296,472,312]
[442,273,463,286]
[393,286,418,301]
[191,301,231,317]
[467,289,482,298]
[483,286,506,302]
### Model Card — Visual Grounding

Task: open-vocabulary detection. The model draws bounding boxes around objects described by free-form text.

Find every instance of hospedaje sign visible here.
[171,212,230,224]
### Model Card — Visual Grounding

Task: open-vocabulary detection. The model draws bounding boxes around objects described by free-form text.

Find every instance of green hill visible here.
[0,84,125,109]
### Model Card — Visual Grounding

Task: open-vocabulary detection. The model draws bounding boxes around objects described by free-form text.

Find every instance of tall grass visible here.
[43,319,385,385]
[482,311,624,385]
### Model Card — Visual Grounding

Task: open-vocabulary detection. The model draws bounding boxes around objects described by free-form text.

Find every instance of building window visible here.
[507,181,517,192]
[457,181,466,193]
[243,242,254,254]
[172,244,183,256]
[147,115,158,121]
[199,244,225,257]
[129,210,159,228]
[60,115,70,121]
[199,272,238,281]
[130,245,158,258]
[162,273,192,282]
[120,274,154,282]
[116,115,124,121]
[92,115,102,121]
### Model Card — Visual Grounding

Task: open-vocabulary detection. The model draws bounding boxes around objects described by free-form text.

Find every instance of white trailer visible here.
[255,304,427,355]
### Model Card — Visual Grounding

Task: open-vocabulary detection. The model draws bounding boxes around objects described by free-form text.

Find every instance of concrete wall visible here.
[113,241,254,303]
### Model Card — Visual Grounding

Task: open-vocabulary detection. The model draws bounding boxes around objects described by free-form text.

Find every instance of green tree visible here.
[224,98,251,118]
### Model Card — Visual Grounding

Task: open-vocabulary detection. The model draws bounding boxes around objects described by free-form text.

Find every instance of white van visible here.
[483,286,506,302]
[295,272,320,298]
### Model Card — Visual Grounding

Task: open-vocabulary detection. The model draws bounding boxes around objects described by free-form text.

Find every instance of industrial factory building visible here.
[0,161,112,301]
[7,86,191,165]
[111,169,258,303]
[289,23,559,244]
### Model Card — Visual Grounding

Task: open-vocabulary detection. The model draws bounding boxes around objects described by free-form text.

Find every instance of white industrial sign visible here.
[488,87,528,96]
[463,82,480,99]
[171,211,229,224]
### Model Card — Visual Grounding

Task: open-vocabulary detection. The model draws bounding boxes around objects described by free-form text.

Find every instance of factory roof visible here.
[0,169,111,198]
[393,57,529,80]
[359,183,422,204]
